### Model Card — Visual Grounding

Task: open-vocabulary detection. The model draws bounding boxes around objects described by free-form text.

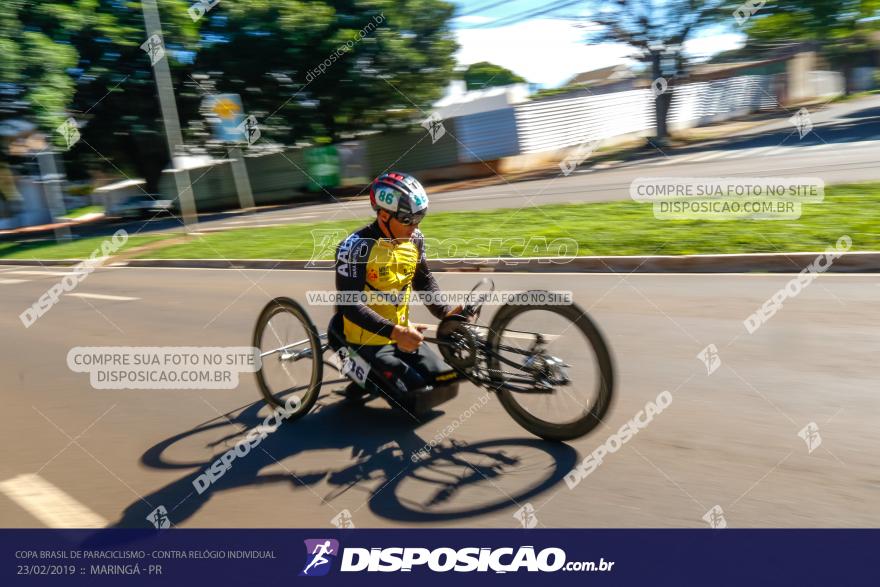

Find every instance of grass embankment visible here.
[143,183,880,259]
[0,234,171,260]
[2,182,878,261]
[61,205,104,219]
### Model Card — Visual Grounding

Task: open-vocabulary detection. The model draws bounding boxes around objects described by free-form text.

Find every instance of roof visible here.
[432,83,530,118]
[566,64,634,86]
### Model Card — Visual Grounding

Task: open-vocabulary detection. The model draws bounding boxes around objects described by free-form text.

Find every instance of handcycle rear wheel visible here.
[252,297,323,421]
[486,297,614,441]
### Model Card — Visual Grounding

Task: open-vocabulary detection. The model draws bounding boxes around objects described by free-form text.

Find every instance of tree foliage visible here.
[585,1,727,139]
[2,0,458,189]
[734,0,880,42]
[192,0,457,145]
[462,61,526,90]
[587,1,726,59]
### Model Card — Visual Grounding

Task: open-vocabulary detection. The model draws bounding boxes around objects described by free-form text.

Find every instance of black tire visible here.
[252,297,323,421]
[486,294,614,441]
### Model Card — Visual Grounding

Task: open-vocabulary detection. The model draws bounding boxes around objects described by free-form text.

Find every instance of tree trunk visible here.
[652,51,671,143]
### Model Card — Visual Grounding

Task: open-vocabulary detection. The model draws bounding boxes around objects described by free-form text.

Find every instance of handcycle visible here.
[252,279,614,441]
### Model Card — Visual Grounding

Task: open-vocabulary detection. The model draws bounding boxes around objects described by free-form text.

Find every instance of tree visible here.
[734,0,880,42]
[585,1,726,142]
[65,1,199,190]
[733,0,880,93]
[3,0,198,191]
[0,1,79,134]
[192,0,458,147]
[4,0,459,191]
[462,61,526,90]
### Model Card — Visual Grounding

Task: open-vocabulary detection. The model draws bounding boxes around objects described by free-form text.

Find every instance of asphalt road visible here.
[77,93,880,237]
[1,265,877,528]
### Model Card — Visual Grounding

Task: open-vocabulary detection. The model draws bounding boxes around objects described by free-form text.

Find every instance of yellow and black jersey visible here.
[334,222,451,346]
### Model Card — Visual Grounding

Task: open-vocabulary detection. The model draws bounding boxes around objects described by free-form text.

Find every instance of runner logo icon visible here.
[300,539,340,576]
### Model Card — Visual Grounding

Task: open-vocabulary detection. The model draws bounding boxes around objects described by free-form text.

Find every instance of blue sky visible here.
[448,0,745,87]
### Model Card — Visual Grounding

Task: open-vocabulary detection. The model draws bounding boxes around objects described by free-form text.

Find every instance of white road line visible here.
[65,292,139,301]
[841,139,880,148]
[808,139,880,151]
[687,151,730,163]
[760,146,794,157]
[0,473,107,528]
[798,143,832,151]
[7,270,75,277]
[673,152,719,164]
[724,146,777,160]
[799,142,847,152]
[0,278,29,284]
[223,214,319,226]
[646,158,677,166]
[274,214,319,221]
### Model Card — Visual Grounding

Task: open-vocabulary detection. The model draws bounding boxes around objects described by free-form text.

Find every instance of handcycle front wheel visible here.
[252,297,323,421]
[486,295,614,442]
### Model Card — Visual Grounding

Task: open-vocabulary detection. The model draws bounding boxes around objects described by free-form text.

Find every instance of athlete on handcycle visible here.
[331,172,465,415]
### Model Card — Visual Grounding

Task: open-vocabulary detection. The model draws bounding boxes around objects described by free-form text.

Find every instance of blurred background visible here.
[3,1,880,531]
[1,0,878,233]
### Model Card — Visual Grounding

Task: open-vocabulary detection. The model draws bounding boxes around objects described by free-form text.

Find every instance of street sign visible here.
[203,93,246,143]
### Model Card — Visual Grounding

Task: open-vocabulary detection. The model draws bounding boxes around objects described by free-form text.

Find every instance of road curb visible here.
[3,252,880,273]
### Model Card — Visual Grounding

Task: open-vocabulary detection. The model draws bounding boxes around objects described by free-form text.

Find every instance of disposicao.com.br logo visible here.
[301,541,614,574]
[301,539,339,576]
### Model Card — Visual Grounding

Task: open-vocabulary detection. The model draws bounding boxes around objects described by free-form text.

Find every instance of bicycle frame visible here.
[260,325,563,399]
[254,288,613,441]
[425,328,563,394]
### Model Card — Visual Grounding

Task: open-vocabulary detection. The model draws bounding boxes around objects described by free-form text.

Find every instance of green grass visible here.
[140,182,880,259]
[831,89,880,103]
[4,182,878,261]
[0,233,172,260]
[61,205,104,219]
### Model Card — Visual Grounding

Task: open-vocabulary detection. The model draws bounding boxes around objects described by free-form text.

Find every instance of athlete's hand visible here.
[447,305,475,321]
[391,324,424,352]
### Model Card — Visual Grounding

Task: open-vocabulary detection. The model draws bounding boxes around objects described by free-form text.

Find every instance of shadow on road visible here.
[619,102,880,167]
[109,395,577,528]
[841,105,880,121]
[682,112,880,153]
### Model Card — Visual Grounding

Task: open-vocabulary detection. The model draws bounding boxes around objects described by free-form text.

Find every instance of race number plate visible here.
[332,347,370,387]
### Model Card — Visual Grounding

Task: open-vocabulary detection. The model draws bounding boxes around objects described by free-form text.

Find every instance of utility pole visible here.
[140,0,198,229]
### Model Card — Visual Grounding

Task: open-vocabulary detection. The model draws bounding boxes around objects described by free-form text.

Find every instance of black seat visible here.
[326,312,459,414]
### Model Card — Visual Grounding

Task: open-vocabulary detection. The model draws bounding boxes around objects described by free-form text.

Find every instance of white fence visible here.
[504,74,787,155]
[514,89,654,153]
[668,75,778,130]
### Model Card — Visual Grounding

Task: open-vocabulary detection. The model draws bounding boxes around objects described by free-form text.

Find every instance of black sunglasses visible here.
[394,211,426,225]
